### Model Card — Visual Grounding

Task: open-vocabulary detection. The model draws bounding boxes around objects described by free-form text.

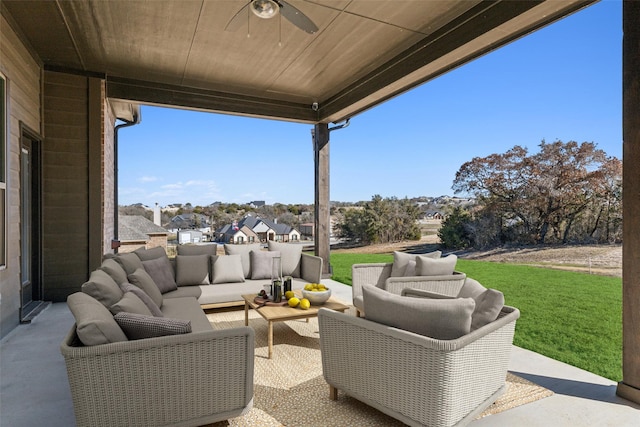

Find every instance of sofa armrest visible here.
[351,263,392,301]
[318,306,519,426]
[301,253,323,283]
[384,271,466,296]
[61,326,255,427]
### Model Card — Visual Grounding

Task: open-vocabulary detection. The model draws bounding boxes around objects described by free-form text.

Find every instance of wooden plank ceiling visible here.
[3,0,594,123]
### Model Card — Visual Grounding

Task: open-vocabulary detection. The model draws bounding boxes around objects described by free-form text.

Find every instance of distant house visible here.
[249,200,266,208]
[165,213,211,235]
[424,211,445,220]
[216,214,300,243]
[177,229,204,244]
[118,215,169,253]
[217,224,260,244]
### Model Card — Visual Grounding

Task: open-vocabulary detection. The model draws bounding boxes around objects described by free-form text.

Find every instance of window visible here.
[0,72,6,268]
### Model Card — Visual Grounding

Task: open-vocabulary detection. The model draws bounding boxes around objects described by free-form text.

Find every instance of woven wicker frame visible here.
[61,326,255,427]
[318,306,519,427]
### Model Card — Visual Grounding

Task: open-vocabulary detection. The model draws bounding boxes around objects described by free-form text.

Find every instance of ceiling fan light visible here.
[251,0,279,19]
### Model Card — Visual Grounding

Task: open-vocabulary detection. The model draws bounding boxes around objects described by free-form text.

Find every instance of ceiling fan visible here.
[225,0,319,35]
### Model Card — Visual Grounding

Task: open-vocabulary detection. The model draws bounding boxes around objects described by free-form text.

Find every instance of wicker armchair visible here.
[61,326,255,427]
[351,262,466,316]
[318,305,519,427]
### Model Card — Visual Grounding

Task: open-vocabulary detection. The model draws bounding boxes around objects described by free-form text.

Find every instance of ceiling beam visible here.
[106,77,319,123]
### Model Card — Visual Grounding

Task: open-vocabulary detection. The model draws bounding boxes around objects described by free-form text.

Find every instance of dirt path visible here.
[332,236,622,277]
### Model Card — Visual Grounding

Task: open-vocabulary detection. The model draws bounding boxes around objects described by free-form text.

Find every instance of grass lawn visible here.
[330,252,622,382]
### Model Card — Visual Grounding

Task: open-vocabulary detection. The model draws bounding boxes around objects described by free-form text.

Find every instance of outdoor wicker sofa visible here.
[318,303,520,426]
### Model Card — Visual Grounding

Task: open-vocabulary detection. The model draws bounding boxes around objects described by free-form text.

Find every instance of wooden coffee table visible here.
[242,290,350,359]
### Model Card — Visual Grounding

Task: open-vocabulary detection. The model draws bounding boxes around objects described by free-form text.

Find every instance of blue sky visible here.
[118,0,622,207]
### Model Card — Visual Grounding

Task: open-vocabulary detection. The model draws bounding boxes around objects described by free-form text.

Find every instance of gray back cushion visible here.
[109,292,154,316]
[134,246,168,261]
[119,282,164,317]
[390,250,441,277]
[177,244,218,256]
[81,269,124,308]
[99,258,128,285]
[471,289,505,330]
[225,243,261,278]
[176,255,211,286]
[416,254,457,276]
[142,256,178,293]
[114,252,144,275]
[267,241,302,277]
[67,292,128,345]
[127,268,164,308]
[211,254,245,284]
[362,284,474,340]
[250,250,281,280]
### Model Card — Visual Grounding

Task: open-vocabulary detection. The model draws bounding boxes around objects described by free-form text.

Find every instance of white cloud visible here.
[138,175,159,183]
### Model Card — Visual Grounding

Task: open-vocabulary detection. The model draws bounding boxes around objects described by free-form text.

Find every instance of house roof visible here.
[119,215,168,242]
[2,0,594,124]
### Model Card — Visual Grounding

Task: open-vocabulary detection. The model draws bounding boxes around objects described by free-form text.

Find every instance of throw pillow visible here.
[67,292,128,345]
[134,246,168,261]
[458,278,487,299]
[225,243,261,278]
[127,268,164,308]
[250,250,281,280]
[142,256,178,293]
[362,284,475,340]
[177,245,218,257]
[119,282,164,317]
[114,252,144,275]
[99,258,128,285]
[211,254,245,284]
[80,269,124,308]
[267,241,302,277]
[114,312,191,340]
[415,254,457,276]
[471,288,505,330]
[390,250,442,277]
[109,292,154,316]
[175,255,211,286]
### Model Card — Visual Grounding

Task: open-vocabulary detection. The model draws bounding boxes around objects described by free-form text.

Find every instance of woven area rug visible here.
[205,308,552,426]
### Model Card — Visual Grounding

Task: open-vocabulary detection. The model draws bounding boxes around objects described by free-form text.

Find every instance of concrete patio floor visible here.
[1,280,638,426]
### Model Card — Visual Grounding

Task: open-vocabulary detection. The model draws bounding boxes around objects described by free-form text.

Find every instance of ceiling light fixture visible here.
[251,0,279,19]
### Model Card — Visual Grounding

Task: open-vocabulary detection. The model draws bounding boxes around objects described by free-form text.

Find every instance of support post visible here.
[617,0,640,404]
[313,123,331,277]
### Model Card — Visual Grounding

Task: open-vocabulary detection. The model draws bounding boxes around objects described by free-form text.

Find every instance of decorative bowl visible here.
[302,288,331,305]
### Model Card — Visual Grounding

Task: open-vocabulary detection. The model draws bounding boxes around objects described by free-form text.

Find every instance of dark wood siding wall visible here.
[43,71,103,301]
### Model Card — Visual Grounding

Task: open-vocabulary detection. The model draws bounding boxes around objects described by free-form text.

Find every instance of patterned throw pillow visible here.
[114,312,191,340]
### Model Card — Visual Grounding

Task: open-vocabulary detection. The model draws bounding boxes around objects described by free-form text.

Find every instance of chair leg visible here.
[329,385,338,400]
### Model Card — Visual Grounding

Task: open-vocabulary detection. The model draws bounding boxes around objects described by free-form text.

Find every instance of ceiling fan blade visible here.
[278,0,318,34]
[224,2,250,32]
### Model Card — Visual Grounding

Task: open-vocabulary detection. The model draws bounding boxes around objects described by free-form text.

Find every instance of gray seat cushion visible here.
[160,297,212,332]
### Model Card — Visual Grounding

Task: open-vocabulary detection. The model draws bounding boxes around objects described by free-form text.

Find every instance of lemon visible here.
[299,298,311,310]
[284,290,295,300]
[288,297,300,308]
[304,284,314,291]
